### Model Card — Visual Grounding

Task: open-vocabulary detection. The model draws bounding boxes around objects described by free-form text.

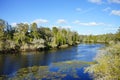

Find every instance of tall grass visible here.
[85,42,120,80]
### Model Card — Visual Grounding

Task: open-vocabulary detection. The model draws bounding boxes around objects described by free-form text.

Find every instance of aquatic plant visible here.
[7,61,93,80]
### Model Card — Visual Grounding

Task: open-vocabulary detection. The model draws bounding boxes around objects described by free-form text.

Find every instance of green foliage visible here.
[50,27,80,48]
[115,27,120,41]
[13,23,29,45]
[0,19,81,52]
[82,33,116,43]
[0,19,5,39]
[30,23,40,39]
[38,27,53,43]
[0,19,120,52]
[0,19,7,50]
[85,43,120,80]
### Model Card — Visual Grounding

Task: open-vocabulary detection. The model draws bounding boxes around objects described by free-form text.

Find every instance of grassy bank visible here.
[85,42,120,80]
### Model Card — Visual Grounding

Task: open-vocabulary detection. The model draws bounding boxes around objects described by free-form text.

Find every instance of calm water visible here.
[0,44,104,79]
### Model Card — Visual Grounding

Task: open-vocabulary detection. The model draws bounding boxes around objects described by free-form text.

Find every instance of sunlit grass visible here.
[85,42,120,80]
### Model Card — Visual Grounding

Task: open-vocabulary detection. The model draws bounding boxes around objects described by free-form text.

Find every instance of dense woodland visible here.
[0,19,81,53]
[0,19,120,53]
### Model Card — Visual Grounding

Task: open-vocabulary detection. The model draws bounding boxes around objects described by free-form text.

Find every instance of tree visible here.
[38,27,52,40]
[66,29,73,45]
[0,19,6,50]
[13,23,29,45]
[0,19,5,39]
[51,27,58,48]
[115,27,120,41]
[30,23,40,39]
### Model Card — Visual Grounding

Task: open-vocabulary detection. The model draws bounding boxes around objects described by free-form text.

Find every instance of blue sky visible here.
[0,0,120,35]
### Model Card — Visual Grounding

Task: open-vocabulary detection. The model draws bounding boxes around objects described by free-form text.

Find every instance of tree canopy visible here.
[0,19,119,53]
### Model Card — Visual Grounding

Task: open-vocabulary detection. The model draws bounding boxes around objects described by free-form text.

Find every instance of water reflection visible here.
[7,61,93,80]
[0,44,104,78]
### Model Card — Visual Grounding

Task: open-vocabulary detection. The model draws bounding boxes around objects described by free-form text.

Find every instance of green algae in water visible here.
[6,61,93,80]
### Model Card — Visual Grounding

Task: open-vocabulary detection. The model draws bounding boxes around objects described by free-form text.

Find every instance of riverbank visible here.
[85,42,120,80]
[0,42,80,54]
[0,41,106,54]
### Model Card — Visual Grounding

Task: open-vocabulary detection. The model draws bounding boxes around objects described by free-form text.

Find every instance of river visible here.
[0,44,104,80]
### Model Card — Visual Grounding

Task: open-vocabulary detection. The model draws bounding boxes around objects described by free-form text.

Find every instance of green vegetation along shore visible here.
[85,42,120,80]
[0,19,81,53]
[0,19,120,53]
[84,27,120,80]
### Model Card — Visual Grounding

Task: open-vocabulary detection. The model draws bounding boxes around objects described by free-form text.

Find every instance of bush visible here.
[85,43,120,80]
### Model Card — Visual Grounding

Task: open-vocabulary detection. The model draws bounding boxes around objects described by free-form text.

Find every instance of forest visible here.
[0,19,120,53]
[0,19,81,53]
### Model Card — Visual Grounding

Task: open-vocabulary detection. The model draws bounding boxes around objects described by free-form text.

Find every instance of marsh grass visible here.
[85,43,120,80]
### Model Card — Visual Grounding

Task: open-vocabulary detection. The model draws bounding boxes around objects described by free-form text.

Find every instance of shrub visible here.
[85,43,120,80]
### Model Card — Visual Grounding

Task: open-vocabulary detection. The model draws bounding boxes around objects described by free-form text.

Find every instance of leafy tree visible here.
[66,29,73,45]
[30,23,40,39]
[51,27,58,47]
[52,27,58,35]
[115,27,120,41]
[0,19,6,50]
[38,27,53,47]
[13,23,29,46]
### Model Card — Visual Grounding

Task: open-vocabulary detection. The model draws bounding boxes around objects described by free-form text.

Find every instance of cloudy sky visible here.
[0,0,120,35]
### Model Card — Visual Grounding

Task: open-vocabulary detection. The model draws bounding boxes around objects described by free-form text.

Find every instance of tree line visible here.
[0,19,120,53]
[0,19,80,53]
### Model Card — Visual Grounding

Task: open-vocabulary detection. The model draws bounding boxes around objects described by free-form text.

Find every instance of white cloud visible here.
[104,27,118,31]
[108,0,120,4]
[73,20,102,26]
[76,8,82,12]
[23,22,29,24]
[32,19,48,24]
[62,26,71,28]
[73,20,111,26]
[88,0,102,4]
[51,25,71,29]
[103,7,111,12]
[56,19,67,24]
[73,20,80,24]
[75,8,96,15]
[79,22,104,26]
[11,22,29,27]
[11,23,17,27]
[11,19,48,27]
[111,10,120,16]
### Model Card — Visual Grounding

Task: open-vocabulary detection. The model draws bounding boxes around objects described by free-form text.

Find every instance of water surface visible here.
[0,44,104,79]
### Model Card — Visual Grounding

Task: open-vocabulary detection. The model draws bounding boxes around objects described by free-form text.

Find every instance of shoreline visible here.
[0,43,80,54]
[0,42,107,54]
